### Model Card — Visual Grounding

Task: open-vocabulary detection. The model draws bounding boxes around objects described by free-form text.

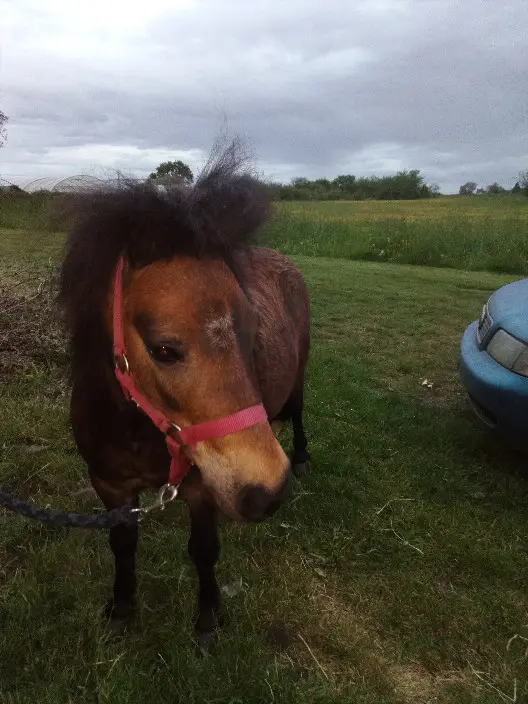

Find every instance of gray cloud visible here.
[2,0,527,192]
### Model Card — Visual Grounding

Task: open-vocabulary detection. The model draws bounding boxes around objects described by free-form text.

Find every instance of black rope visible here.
[0,489,138,529]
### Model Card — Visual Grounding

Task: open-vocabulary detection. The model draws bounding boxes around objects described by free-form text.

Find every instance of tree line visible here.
[272,170,440,201]
[2,106,527,201]
[151,161,528,201]
[149,162,440,200]
[459,177,528,196]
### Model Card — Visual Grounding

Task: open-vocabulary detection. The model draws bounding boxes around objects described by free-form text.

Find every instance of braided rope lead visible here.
[0,489,138,529]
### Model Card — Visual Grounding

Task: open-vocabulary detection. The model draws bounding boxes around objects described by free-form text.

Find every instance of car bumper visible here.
[459,321,528,442]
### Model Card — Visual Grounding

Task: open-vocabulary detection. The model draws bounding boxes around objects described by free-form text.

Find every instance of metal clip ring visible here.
[130,483,179,521]
[157,483,179,508]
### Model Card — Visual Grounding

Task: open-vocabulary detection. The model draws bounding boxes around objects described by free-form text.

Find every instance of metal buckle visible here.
[114,352,130,374]
[166,422,183,445]
[130,483,179,521]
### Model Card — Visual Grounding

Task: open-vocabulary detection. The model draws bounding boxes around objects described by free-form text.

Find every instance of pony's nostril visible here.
[237,484,283,522]
[237,485,271,521]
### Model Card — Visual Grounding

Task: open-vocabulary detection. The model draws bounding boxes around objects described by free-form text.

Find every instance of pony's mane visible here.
[58,139,270,374]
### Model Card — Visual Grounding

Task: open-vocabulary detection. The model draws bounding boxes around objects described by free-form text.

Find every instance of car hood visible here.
[488,278,528,344]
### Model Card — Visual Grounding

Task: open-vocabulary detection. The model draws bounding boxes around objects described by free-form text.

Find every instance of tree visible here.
[512,182,521,194]
[374,169,428,200]
[148,160,193,185]
[428,183,441,197]
[0,110,7,148]
[332,175,357,193]
[291,177,310,187]
[459,181,477,196]
[519,171,528,197]
[486,182,506,195]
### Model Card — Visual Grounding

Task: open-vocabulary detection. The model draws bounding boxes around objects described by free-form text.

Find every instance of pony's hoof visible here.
[193,608,224,654]
[292,460,310,478]
[196,629,217,654]
[103,599,135,636]
[106,615,132,638]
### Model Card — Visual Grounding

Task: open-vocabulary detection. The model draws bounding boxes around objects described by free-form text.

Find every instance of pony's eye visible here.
[148,344,185,365]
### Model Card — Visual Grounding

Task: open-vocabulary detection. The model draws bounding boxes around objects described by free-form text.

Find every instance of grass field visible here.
[1,192,527,276]
[1,196,528,703]
[265,196,528,275]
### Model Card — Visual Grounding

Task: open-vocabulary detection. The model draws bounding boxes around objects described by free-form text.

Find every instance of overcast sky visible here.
[1,0,527,193]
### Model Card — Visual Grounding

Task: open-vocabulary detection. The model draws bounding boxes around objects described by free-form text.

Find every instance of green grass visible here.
[2,191,527,275]
[264,196,528,275]
[0,228,64,268]
[1,223,528,703]
[0,191,68,232]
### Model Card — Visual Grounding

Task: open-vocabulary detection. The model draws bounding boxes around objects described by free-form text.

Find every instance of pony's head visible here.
[59,142,290,521]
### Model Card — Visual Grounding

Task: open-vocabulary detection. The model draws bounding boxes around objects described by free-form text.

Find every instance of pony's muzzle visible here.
[236,467,291,522]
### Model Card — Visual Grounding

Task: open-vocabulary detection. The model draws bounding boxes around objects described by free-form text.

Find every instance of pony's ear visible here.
[190,139,271,251]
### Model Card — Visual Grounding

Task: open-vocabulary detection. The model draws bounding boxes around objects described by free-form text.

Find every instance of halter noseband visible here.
[112,257,268,490]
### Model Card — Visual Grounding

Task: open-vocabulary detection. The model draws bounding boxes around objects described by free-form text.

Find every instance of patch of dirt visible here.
[275,576,393,688]
[390,663,475,703]
[290,575,473,701]
[0,267,69,394]
[390,663,438,702]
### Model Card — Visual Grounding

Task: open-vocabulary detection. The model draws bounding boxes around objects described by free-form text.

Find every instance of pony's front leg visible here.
[92,476,139,632]
[106,515,139,626]
[187,495,222,650]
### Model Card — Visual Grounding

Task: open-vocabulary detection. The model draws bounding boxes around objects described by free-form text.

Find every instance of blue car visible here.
[459,277,528,447]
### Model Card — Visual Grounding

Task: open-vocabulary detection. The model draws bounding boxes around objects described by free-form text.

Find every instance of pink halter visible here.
[112,257,268,487]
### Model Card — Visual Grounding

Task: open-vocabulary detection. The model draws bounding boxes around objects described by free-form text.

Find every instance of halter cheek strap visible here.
[112,257,268,487]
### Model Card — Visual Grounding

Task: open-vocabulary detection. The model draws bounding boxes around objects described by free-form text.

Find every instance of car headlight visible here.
[487,329,528,377]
